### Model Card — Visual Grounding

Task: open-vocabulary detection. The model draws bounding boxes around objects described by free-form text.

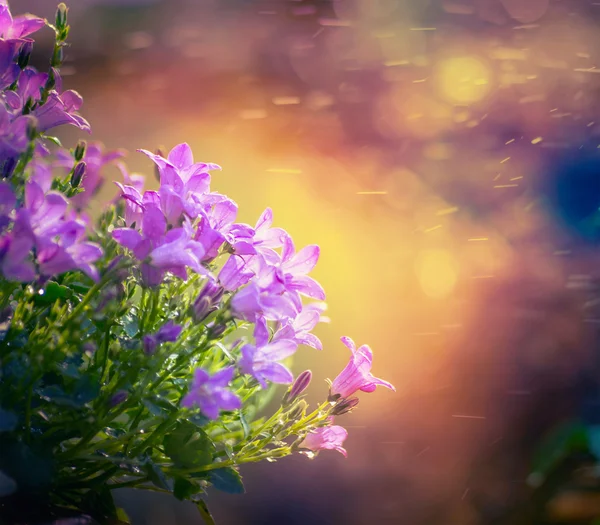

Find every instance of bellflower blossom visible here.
[330,336,395,399]
[139,143,220,225]
[112,203,207,286]
[300,422,348,458]
[182,366,241,420]
[0,3,45,42]
[143,320,183,355]
[238,317,297,388]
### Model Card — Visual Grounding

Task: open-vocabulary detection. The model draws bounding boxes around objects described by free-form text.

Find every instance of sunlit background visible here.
[19,0,600,523]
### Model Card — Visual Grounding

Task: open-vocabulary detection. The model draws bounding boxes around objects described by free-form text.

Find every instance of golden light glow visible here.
[435,56,492,104]
[415,250,459,298]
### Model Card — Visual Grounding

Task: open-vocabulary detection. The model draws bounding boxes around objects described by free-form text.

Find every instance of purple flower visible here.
[10,180,103,280]
[0,4,45,41]
[139,143,219,224]
[273,307,323,350]
[182,366,241,420]
[112,204,207,286]
[0,39,19,90]
[330,337,395,399]
[300,423,348,457]
[0,180,14,231]
[251,208,287,263]
[0,106,35,161]
[0,225,34,281]
[143,320,182,355]
[16,67,47,106]
[238,318,297,388]
[229,276,298,322]
[33,90,91,134]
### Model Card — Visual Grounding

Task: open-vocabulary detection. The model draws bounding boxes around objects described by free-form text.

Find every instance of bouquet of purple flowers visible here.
[0,3,394,523]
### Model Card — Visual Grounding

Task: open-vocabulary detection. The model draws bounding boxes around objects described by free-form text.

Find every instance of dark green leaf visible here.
[196,500,216,525]
[116,507,131,524]
[239,412,250,439]
[163,422,215,468]
[34,282,72,305]
[82,484,117,521]
[142,459,173,491]
[0,439,54,490]
[122,314,139,338]
[173,477,202,501]
[532,421,589,479]
[142,399,167,417]
[208,467,245,494]
[0,470,16,497]
[0,408,17,432]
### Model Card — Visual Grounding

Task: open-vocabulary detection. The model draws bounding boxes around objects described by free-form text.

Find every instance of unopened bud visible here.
[207,321,227,338]
[45,69,56,92]
[70,161,86,188]
[74,140,87,161]
[1,158,17,179]
[17,41,33,69]
[143,335,157,355]
[331,397,359,416]
[192,279,224,322]
[55,3,68,30]
[284,370,312,405]
[109,390,128,407]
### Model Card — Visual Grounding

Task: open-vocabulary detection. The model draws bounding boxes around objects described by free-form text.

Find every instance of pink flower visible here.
[330,336,395,399]
[300,423,348,457]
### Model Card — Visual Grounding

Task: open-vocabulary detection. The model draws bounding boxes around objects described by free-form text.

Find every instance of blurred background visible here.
[18,0,600,523]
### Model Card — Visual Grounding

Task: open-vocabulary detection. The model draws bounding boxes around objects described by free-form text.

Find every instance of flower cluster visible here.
[0,3,394,523]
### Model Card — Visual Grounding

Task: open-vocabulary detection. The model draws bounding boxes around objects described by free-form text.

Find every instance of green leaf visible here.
[208,467,245,494]
[82,484,117,521]
[122,314,139,338]
[0,408,17,432]
[42,135,62,147]
[239,411,250,439]
[532,421,589,479]
[173,477,202,501]
[38,375,99,408]
[196,500,216,525]
[116,507,131,524]
[163,421,215,468]
[34,281,72,305]
[142,459,173,491]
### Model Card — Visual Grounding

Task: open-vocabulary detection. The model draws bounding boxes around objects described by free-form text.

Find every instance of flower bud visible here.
[283,370,312,405]
[109,390,128,407]
[55,3,68,30]
[143,334,157,355]
[74,140,87,161]
[331,397,359,416]
[45,69,56,92]
[1,158,16,179]
[207,321,227,338]
[70,161,86,188]
[192,280,224,322]
[17,41,33,69]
